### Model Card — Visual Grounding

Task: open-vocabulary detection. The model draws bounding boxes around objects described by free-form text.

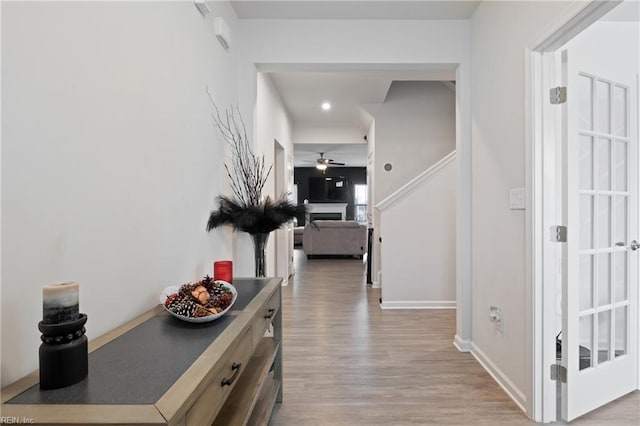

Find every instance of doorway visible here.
[274,139,293,285]
[529,0,639,421]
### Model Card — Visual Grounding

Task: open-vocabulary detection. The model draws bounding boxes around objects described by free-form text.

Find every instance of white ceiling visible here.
[269,72,383,130]
[230,1,481,20]
[268,68,455,131]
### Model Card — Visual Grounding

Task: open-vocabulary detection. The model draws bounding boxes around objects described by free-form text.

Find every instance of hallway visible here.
[270,251,528,425]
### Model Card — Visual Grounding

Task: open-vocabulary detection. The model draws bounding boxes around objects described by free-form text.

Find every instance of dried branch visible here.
[206,89,270,207]
[205,90,298,235]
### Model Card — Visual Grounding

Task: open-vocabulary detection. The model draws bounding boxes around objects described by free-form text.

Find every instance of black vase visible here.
[38,314,88,389]
[250,233,269,277]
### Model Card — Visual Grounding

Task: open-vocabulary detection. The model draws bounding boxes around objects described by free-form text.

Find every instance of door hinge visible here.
[550,364,567,383]
[551,226,567,242]
[550,86,567,104]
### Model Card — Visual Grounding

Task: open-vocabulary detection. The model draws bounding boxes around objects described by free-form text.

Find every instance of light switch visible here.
[509,188,525,210]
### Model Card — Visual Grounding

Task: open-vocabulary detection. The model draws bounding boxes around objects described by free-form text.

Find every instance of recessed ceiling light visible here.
[321,102,331,111]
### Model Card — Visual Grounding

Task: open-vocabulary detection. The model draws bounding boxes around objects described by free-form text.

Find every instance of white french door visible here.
[561,25,639,421]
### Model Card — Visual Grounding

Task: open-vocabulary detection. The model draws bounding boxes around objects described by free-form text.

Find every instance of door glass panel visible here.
[597,195,611,248]
[614,196,627,247]
[613,85,627,137]
[597,80,611,134]
[580,135,594,190]
[597,253,611,306]
[580,255,594,310]
[614,141,627,191]
[580,195,594,250]
[597,138,611,190]
[598,310,611,364]
[614,305,628,357]
[579,74,594,131]
[579,315,594,370]
[615,252,628,302]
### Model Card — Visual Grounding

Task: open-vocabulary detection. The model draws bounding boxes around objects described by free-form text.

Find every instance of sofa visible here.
[302,220,367,258]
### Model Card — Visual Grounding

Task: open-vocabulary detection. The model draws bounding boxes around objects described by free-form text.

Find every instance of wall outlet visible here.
[509,188,525,210]
[489,306,504,334]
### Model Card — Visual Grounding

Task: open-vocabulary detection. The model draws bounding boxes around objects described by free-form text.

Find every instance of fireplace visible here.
[310,213,342,221]
[304,203,347,224]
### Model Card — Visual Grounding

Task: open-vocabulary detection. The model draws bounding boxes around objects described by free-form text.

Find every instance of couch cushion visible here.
[308,220,363,229]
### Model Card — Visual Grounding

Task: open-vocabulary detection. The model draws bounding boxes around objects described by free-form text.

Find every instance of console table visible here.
[1,277,282,425]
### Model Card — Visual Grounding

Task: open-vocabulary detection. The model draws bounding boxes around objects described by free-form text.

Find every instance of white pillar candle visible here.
[43,281,79,324]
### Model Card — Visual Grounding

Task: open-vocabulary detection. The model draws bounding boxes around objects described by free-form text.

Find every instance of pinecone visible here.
[164,293,181,309]
[170,299,198,317]
[214,292,233,311]
[179,282,198,295]
[202,275,213,288]
[212,282,227,296]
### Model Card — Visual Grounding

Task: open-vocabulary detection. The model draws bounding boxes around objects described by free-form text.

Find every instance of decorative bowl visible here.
[159,281,237,323]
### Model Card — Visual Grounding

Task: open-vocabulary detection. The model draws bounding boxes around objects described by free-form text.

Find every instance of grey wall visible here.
[370,81,456,202]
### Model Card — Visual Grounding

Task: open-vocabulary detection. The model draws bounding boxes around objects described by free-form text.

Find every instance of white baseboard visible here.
[470,343,526,413]
[371,281,381,288]
[380,300,455,309]
[453,335,471,352]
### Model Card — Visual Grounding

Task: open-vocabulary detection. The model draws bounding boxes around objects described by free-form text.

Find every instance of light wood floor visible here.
[269,250,640,425]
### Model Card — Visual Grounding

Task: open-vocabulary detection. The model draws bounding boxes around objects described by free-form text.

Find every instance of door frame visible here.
[273,139,289,285]
[526,0,631,422]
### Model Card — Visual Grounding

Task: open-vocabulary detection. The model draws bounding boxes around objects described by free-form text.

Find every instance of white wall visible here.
[251,72,294,278]
[470,0,575,409]
[370,81,456,202]
[1,1,239,386]
[237,19,471,295]
[379,157,456,307]
[293,126,366,145]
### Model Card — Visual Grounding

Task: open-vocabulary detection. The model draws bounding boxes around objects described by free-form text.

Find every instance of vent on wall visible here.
[215,17,231,49]
[194,0,210,15]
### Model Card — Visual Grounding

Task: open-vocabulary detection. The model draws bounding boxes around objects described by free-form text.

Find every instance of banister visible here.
[375,150,456,212]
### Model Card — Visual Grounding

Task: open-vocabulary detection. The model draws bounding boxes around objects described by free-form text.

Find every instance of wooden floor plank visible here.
[269,250,639,425]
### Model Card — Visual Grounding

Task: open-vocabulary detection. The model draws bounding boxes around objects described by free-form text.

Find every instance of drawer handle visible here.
[221,362,241,387]
[264,308,275,319]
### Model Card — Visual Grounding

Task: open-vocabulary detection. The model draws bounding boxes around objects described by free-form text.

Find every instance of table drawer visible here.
[252,289,280,347]
[185,328,253,426]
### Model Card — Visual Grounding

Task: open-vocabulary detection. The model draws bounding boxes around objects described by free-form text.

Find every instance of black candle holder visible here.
[38,313,88,390]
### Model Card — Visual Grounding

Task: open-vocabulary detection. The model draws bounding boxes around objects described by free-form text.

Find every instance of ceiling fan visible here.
[310,152,345,171]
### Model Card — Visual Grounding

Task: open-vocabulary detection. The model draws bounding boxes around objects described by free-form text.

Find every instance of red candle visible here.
[213,260,233,283]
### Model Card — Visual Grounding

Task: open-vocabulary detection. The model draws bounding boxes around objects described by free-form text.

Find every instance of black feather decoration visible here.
[207,195,297,235]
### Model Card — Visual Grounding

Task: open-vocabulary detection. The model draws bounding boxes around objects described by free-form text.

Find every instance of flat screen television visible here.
[308,177,348,202]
